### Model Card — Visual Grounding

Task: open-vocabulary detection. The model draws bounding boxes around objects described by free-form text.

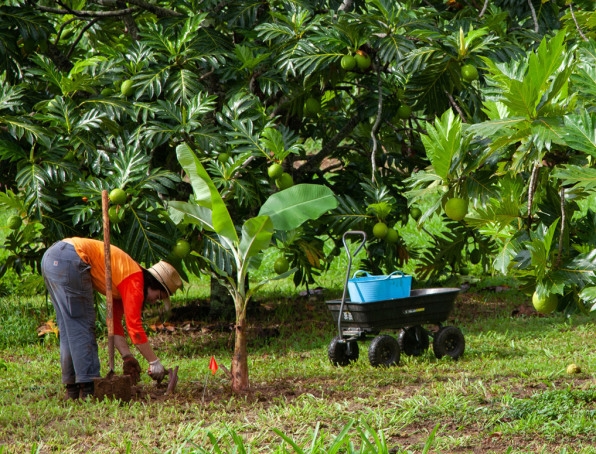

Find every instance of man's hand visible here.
[122,354,141,384]
[148,358,166,382]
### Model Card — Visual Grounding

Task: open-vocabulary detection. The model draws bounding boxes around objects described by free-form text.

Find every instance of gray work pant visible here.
[41,241,100,384]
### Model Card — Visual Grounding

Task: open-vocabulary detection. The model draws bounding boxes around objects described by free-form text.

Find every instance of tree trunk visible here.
[231,308,249,393]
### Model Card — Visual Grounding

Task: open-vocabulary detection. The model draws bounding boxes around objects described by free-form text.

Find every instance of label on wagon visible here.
[342,311,354,321]
[403,307,425,315]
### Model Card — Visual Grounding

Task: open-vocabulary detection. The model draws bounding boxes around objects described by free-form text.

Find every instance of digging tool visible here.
[164,366,179,395]
[93,190,132,401]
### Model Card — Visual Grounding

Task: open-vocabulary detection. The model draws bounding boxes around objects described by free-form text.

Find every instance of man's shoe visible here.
[65,384,80,400]
[80,382,94,399]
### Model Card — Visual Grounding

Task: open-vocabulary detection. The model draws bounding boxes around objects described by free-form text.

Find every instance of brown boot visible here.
[80,382,94,400]
[65,384,80,400]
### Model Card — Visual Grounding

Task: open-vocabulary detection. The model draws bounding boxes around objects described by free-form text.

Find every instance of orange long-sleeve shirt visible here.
[65,237,149,344]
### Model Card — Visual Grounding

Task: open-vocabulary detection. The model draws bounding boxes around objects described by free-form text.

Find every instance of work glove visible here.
[148,358,166,382]
[122,354,141,384]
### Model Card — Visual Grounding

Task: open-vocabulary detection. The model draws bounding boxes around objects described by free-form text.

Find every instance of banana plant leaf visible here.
[168,200,214,230]
[239,215,274,274]
[258,184,337,231]
[176,143,238,243]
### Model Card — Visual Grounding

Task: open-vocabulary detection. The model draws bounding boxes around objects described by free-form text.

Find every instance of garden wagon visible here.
[326,231,465,367]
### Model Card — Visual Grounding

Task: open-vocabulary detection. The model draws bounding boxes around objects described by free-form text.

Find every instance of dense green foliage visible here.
[2,1,596,314]
[4,0,596,441]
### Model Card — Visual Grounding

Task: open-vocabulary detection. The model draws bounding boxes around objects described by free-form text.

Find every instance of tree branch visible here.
[445,90,466,123]
[527,0,539,34]
[66,18,100,59]
[35,0,183,18]
[299,114,361,175]
[556,186,565,268]
[117,1,140,41]
[569,4,589,42]
[54,17,77,44]
[479,0,489,18]
[120,0,184,17]
[36,4,138,17]
[370,61,383,183]
[527,162,540,230]
[338,0,354,12]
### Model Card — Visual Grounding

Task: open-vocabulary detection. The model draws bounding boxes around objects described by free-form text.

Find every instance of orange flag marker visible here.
[209,355,218,375]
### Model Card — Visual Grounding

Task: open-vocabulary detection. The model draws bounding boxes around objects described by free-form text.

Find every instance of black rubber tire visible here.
[432,326,465,360]
[368,335,400,367]
[328,336,359,367]
[398,326,430,357]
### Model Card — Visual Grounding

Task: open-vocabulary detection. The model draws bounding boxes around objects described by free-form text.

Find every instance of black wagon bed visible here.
[326,287,460,331]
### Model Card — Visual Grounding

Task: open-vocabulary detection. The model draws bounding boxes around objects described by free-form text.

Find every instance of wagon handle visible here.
[337,231,367,339]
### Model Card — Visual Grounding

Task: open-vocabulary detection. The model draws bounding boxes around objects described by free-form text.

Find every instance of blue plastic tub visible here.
[347,270,412,303]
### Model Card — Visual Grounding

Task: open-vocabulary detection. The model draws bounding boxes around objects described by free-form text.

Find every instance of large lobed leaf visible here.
[119,208,177,267]
[421,109,464,181]
[553,249,596,298]
[553,165,596,192]
[258,184,337,231]
[559,112,596,157]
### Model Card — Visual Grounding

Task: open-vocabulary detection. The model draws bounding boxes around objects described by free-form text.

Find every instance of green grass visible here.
[2,286,596,453]
[3,209,596,452]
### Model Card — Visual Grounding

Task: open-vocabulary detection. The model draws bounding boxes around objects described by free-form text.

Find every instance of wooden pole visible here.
[102,190,115,374]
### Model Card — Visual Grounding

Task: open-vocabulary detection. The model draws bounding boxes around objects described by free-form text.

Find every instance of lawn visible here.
[2,282,596,453]
[3,211,596,453]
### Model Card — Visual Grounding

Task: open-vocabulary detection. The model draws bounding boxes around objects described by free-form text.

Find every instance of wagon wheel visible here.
[398,326,430,357]
[328,336,359,367]
[368,335,400,367]
[432,326,465,360]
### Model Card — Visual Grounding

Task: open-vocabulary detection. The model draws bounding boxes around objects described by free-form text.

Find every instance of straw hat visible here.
[146,261,182,307]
